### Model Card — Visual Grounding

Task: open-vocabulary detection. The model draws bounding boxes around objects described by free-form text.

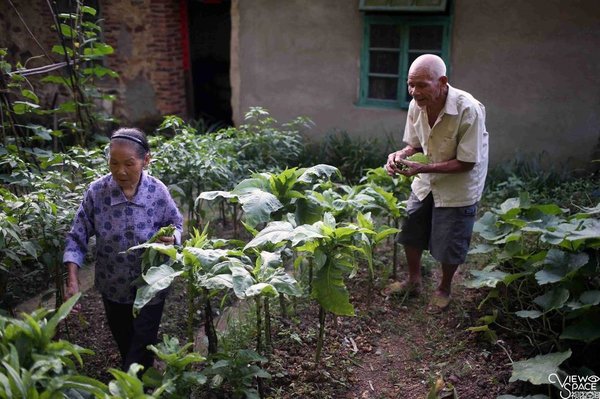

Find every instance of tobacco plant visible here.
[244,213,373,362]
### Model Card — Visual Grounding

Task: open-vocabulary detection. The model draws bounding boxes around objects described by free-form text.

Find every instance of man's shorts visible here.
[396,192,477,265]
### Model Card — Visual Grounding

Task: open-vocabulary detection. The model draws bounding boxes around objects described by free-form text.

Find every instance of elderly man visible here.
[384,54,488,313]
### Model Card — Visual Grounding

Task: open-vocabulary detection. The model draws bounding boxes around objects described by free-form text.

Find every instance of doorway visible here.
[188,0,232,129]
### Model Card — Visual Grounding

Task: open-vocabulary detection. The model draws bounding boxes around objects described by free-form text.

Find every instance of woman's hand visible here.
[157,235,175,245]
[64,262,82,313]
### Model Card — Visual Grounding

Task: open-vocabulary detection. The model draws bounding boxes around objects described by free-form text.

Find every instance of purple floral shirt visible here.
[63,172,183,304]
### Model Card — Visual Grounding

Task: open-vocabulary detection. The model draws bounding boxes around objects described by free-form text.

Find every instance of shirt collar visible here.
[441,84,459,116]
[108,171,148,206]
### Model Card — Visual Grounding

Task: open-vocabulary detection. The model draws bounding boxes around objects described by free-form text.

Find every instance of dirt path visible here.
[341,268,516,399]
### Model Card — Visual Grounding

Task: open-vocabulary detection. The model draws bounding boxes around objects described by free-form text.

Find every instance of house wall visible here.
[101,0,187,126]
[233,0,600,169]
[0,0,187,130]
[0,0,58,106]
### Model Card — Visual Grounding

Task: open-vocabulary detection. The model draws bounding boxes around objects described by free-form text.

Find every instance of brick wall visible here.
[0,0,188,127]
[99,0,188,124]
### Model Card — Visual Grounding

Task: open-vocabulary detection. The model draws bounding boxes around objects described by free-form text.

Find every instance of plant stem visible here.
[264,297,272,353]
[187,279,196,343]
[278,292,287,318]
[203,290,218,354]
[255,297,263,354]
[315,305,326,363]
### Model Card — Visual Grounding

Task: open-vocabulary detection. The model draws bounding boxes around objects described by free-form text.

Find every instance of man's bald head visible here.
[406,54,448,111]
[409,54,447,80]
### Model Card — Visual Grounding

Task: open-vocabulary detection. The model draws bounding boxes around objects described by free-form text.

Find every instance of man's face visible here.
[407,68,446,109]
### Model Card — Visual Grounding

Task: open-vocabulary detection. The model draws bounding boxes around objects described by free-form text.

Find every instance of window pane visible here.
[370,24,401,48]
[409,25,444,50]
[369,51,399,74]
[368,77,398,100]
[407,50,442,67]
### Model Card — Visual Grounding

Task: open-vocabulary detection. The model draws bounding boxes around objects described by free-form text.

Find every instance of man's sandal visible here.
[380,280,422,297]
[426,292,451,314]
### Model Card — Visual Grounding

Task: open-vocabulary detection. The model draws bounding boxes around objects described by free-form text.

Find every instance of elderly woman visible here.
[63,127,183,371]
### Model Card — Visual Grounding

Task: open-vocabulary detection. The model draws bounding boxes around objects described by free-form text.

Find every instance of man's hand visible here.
[385,150,407,176]
[395,158,427,177]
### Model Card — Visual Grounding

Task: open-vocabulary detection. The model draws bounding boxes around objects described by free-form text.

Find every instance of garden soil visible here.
[57,258,538,399]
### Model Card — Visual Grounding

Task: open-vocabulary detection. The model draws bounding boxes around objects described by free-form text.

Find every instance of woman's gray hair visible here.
[108,128,150,160]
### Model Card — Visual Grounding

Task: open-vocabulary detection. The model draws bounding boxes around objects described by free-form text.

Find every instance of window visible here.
[358,14,451,109]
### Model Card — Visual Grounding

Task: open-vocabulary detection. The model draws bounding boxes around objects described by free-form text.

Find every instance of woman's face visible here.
[108,141,149,192]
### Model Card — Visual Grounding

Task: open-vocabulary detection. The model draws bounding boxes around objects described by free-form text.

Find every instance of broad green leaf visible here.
[197,190,236,201]
[134,264,182,312]
[468,243,496,254]
[128,242,178,259]
[564,219,600,242]
[230,264,255,298]
[535,248,589,284]
[312,260,355,316]
[533,288,570,312]
[182,248,228,269]
[245,283,277,298]
[268,269,301,297]
[297,164,340,183]
[244,221,294,249]
[289,224,325,247]
[464,269,508,289]
[295,197,323,225]
[560,315,600,343]
[515,310,543,319]
[237,188,283,227]
[44,292,81,338]
[531,203,564,215]
[580,290,600,305]
[201,274,234,291]
[509,350,571,385]
[374,227,400,244]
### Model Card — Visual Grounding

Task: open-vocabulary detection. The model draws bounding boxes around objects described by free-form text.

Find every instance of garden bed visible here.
[62,258,536,398]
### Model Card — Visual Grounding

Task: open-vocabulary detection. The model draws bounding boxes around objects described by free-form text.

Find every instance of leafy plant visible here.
[201,349,270,399]
[0,293,109,397]
[466,193,600,393]
[143,335,207,398]
[245,213,372,362]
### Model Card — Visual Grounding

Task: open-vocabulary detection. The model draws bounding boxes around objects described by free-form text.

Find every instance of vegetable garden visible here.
[1,3,599,398]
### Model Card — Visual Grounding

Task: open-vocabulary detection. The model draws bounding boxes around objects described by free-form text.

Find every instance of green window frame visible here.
[358,15,451,109]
